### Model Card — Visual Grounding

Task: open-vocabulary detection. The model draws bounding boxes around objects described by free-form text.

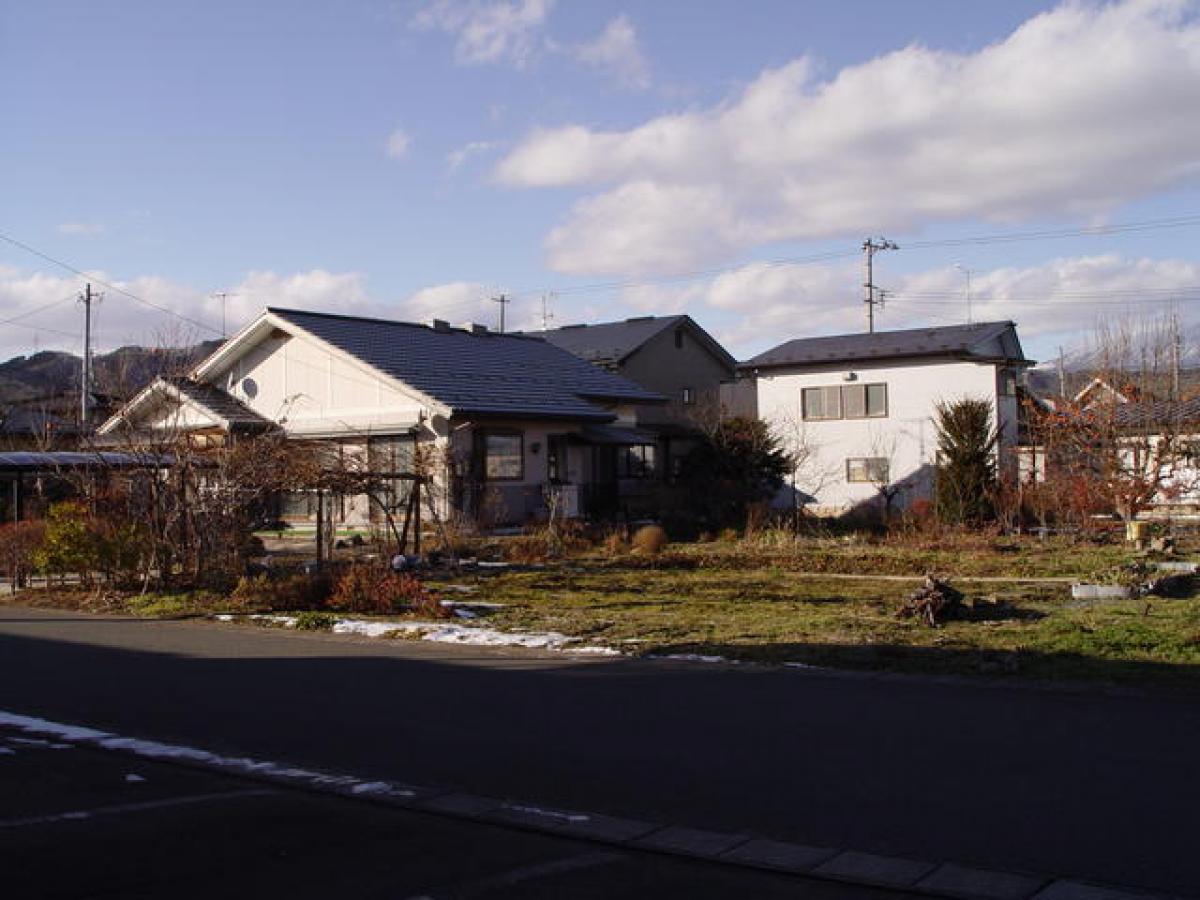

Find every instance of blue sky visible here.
[2,0,1200,367]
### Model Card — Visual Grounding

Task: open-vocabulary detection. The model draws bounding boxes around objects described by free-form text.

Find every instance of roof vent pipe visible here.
[429,319,450,332]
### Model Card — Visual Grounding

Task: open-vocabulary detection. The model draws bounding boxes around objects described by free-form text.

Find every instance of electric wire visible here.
[0,230,222,335]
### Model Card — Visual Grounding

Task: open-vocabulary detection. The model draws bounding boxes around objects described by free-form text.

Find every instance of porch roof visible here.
[571,424,657,445]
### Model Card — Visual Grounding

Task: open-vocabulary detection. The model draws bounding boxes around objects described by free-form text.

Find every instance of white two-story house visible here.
[739,321,1032,517]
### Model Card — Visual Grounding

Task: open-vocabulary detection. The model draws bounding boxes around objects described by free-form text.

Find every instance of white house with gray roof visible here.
[740,321,1032,517]
[101,307,665,526]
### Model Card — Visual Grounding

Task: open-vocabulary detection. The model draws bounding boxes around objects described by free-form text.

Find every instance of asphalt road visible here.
[0,606,1196,895]
[2,726,908,899]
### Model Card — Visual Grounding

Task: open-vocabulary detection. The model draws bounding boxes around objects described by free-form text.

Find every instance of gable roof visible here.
[98,375,274,435]
[163,377,274,429]
[532,315,737,372]
[267,308,663,420]
[740,321,1031,370]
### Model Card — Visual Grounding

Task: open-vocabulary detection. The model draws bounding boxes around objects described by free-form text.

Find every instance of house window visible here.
[368,435,416,514]
[846,457,889,483]
[803,383,887,420]
[802,385,842,420]
[682,387,695,405]
[484,432,523,481]
[620,444,657,479]
[999,368,1017,396]
[547,435,568,483]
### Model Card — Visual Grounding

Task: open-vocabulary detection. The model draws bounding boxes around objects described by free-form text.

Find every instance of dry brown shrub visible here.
[503,534,551,564]
[0,520,46,589]
[601,530,628,556]
[631,524,669,555]
[230,572,333,612]
[328,563,445,616]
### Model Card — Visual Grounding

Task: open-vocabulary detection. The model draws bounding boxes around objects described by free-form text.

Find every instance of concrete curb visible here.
[1,711,1189,900]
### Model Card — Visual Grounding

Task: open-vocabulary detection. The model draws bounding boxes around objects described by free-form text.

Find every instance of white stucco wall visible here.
[755,358,1016,515]
[221,331,428,437]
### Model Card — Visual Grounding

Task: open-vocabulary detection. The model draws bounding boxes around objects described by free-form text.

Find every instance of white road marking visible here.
[0,789,276,828]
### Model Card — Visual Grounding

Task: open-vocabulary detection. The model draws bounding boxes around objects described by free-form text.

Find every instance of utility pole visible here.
[955,263,973,325]
[212,291,237,338]
[79,283,95,426]
[493,293,509,333]
[862,238,898,333]
[1171,311,1182,400]
[540,292,555,331]
[1057,346,1067,400]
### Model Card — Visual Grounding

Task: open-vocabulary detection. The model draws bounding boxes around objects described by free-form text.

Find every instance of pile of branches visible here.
[897,575,964,627]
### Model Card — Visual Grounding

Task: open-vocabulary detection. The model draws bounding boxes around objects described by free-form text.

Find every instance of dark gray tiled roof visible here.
[1113,396,1200,429]
[270,308,662,420]
[0,451,171,471]
[533,316,687,366]
[164,377,274,430]
[741,321,1026,369]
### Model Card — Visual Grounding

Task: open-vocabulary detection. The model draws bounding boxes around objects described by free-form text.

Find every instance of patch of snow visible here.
[330,620,414,638]
[0,709,417,800]
[417,624,574,649]
[505,804,590,823]
[438,585,478,594]
[125,774,146,783]
[475,561,511,569]
[651,653,732,664]
[451,608,477,619]
[0,746,14,755]
[8,736,72,749]
[784,661,821,670]
[214,614,235,621]
[565,646,622,657]
[210,614,614,657]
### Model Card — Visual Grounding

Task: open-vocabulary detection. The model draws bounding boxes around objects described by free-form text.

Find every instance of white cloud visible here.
[447,140,498,170]
[572,14,649,89]
[385,128,411,160]
[590,253,1200,361]
[412,0,554,68]
[398,280,494,324]
[57,222,105,237]
[228,270,373,323]
[497,0,1200,275]
[0,269,509,363]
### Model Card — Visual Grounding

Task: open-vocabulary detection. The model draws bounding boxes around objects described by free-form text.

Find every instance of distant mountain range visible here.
[0,341,222,409]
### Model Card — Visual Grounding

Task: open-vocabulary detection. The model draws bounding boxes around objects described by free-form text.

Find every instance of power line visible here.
[504,213,1200,304]
[0,230,222,335]
[0,293,78,328]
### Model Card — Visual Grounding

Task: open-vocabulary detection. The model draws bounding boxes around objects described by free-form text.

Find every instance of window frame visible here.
[682,386,695,405]
[483,431,524,482]
[802,385,842,420]
[846,457,889,483]
[620,443,657,479]
[802,383,888,421]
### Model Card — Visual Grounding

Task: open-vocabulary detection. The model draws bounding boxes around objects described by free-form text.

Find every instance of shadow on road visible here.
[0,619,1197,896]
